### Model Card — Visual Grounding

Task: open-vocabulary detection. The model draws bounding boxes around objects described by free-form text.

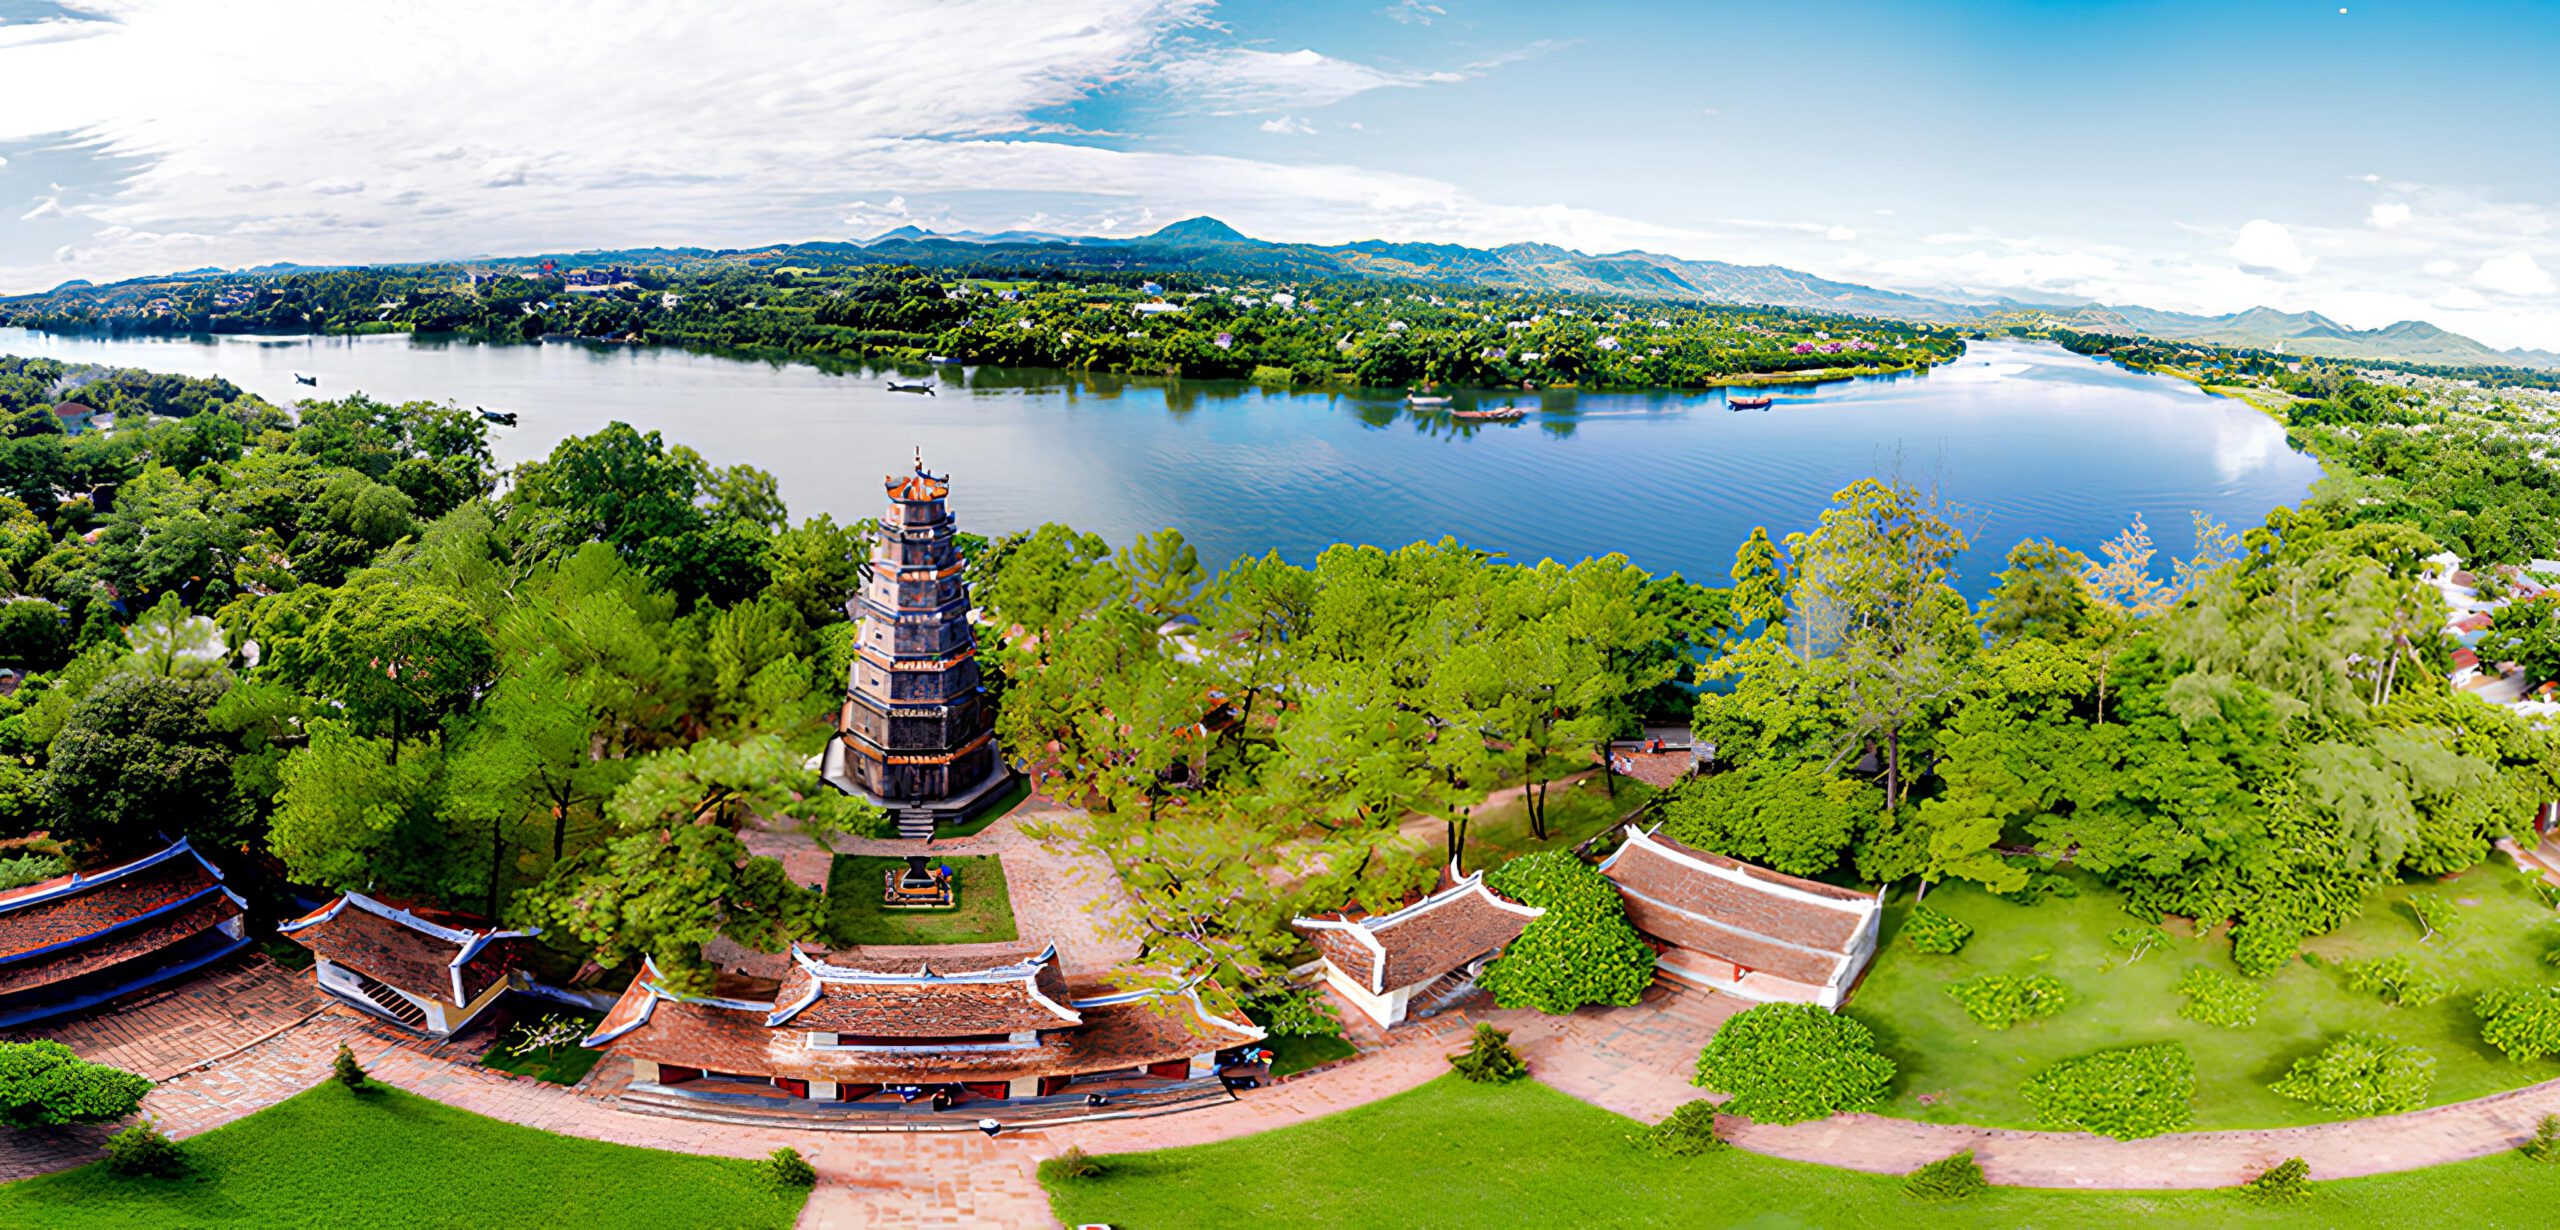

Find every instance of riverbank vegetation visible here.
[3,263,1962,391]
[0,357,887,1002]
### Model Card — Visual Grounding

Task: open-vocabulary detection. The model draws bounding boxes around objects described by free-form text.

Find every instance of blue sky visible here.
[5,0,2558,345]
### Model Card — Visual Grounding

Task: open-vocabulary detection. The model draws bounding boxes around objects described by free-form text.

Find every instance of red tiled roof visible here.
[587,957,1260,1085]
[278,893,534,1006]
[0,893,240,996]
[766,943,1079,1035]
[1293,871,1542,995]
[1600,827,1878,988]
[0,840,236,965]
[2453,647,2481,670]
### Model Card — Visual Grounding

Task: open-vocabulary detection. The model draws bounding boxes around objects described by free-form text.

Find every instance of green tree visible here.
[1477,851,1653,1014]
[1657,760,1870,876]
[1117,527,1206,620]
[43,674,240,855]
[0,1042,150,1128]
[0,598,69,670]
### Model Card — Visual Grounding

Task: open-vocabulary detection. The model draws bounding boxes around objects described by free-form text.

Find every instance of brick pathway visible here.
[6,955,321,1080]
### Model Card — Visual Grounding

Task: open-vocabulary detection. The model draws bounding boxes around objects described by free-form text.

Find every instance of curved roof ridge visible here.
[0,837,208,915]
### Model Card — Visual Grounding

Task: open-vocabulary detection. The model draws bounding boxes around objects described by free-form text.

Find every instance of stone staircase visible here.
[343,967,429,1030]
[894,809,937,840]
[1408,968,1487,1022]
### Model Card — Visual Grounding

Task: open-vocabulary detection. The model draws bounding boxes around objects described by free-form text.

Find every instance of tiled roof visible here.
[0,839,242,966]
[278,893,536,1006]
[1600,827,1879,988]
[587,958,1261,1085]
[765,942,1080,1034]
[1293,868,1542,995]
[0,893,241,997]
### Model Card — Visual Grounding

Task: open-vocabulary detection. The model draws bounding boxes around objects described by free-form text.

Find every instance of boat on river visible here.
[1451,404,1524,422]
[886,380,937,395]
[1729,394,1774,410]
[475,406,518,427]
[1407,393,1452,407]
[292,372,317,387]
[928,355,960,364]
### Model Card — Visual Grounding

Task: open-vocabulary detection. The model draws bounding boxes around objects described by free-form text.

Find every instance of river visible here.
[0,329,2320,594]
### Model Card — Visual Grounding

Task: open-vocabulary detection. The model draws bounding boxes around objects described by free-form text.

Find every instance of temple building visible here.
[819,456,1011,834]
[1292,867,1543,1029]
[583,940,1261,1110]
[0,838,249,1029]
[279,893,537,1037]
[1598,826,1882,1009]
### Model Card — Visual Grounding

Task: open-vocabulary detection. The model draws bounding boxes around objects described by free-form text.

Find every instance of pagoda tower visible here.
[820,454,1009,834]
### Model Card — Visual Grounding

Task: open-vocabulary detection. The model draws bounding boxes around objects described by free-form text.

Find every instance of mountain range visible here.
[829,218,2560,370]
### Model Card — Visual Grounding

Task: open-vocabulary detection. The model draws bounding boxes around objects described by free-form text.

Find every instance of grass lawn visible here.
[479,1008,607,1086]
[825,854,1018,945]
[1045,1073,2560,1229]
[1461,775,1655,867]
[1851,858,2560,1131]
[0,1082,805,1229]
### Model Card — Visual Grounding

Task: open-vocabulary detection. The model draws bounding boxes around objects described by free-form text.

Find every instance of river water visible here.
[0,329,2320,593]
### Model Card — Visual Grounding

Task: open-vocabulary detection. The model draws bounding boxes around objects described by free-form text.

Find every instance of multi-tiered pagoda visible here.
[820,455,1009,833]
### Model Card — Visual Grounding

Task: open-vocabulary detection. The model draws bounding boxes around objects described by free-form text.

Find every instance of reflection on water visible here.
[0,330,2320,594]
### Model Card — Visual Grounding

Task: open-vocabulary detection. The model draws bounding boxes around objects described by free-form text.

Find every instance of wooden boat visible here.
[886,380,937,395]
[1729,394,1774,410]
[476,406,518,427]
[293,373,318,387]
[1451,405,1524,422]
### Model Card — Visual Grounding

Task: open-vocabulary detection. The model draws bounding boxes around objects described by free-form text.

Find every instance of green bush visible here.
[2173,966,2267,1028]
[1944,973,2067,1030]
[1448,1022,1527,1084]
[2242,1157,2310,1203]
[2524,1114,2560,1163]
[103,1119,187,1178]
[2476,985,2560,1062]
[1904,1149,1986,1202]
[2020,1044,2193,1139]
[0,1041,152,1128]
[1630,1100,1725,1157]
[2408,893,2459,942]
[2230,922,2301,977]
[1901,906,1972,955]
[1478,852,1653,1014]
[1991,866,2079,904]
[333,1043,367,1090]
[2339,954,2451,1008]
[1657,761,1870,876]
[1693,1003,1896,1125]
[1041,1145,1106,1181]
[0,852,66,893]
[2269,1033,2435,1116]
[761,1146,816,1188]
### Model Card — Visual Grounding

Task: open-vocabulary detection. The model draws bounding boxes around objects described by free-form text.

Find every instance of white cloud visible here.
[2367,201,2410,229]
[1258,115,1315,135]
[2474,251,2555,296]
[19,197,63,221]
[1381,0,1445,24]
[2423,258,2459,275]
[1825,225,1856,242]
[1154,47,1463,115]
[2230,219,2315,276]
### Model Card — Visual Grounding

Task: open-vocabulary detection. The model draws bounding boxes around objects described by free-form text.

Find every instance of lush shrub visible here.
[1657,761,1871,876]
[1449,1022,1528,1084]
[2524,1114,2560,1163]
[103,1119,187,1177]
[1991,865,2079,904]
[0,852,66,893]
[2020,1044,2193,1139]
[1944,973,2067,1030]
[1693,1003,1895,1124]
[2340,954,2451,1008]
[2269,1033,2435,1116]
[2242,1157,2310,1203]
[2173,966,2267,1028]
[333,1043,367,1090]
[761,1146,816,1188]
[1630,1100,1725,1157]
[2107,925,2166,963]
[0,1040,152,1127]
[1478,852,1653,1014]
[2476,985,2560,1062]
[1040,1145,1105,1181]
[1901,906,1971,955]
[1904,1149,1986,1202]
[2230,922,2301,977]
